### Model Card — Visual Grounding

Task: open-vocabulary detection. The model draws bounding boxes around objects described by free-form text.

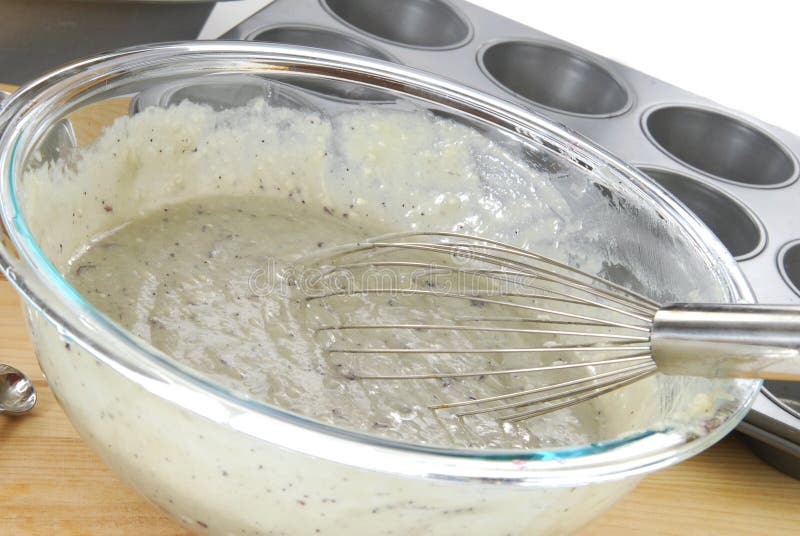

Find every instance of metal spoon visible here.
[0,363,36,414]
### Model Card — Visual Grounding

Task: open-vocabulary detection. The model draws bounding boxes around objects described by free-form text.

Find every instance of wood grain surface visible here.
[0,84,798,535]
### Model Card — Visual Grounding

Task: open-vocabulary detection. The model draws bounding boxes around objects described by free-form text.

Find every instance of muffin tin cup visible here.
[245,24,400,102]
[642,104,799,189]
[246,24,397,61]
[320,0,473,50]
[778,239,800,298]
[637,166,767,261]
[477,39,633,118]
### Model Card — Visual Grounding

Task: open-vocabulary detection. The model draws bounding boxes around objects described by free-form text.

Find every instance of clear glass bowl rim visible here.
[0,41,761,487]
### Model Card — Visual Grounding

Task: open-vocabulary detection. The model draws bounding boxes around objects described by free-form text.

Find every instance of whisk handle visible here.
[651,304,800,381]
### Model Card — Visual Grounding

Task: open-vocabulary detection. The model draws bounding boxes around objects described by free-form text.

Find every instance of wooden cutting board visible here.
[0,83,798,535]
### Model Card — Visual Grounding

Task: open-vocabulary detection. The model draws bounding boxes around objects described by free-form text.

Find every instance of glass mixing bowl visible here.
[0,43,760,535]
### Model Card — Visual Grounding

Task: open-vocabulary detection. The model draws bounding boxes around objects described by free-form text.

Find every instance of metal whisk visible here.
[302,232,800,422]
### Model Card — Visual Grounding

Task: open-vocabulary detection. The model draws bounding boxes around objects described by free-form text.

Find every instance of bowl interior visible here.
[0,44,758,468]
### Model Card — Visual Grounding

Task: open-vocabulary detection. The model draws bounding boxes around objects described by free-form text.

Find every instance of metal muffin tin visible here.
[167,0,800,477]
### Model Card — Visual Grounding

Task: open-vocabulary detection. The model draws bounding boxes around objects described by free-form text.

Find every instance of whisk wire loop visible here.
[303,231,663,422]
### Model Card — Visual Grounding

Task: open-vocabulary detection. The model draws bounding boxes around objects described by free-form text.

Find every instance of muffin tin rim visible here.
[318,0,475,51]
[634,164,769,262]
[475,37,636,119]
[640,102,800,190]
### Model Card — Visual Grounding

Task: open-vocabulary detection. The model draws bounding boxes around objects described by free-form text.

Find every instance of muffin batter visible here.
[66,195,598,449]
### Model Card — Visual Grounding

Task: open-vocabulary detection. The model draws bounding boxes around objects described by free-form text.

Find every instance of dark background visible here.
[0,0,218,84]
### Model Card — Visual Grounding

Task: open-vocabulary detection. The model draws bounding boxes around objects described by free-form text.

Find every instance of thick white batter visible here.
[66,195,602,449]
